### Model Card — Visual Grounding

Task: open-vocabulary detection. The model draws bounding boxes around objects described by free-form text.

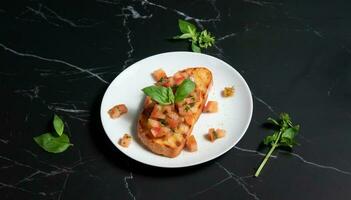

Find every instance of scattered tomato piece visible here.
[207,128,216,142]
[206,128,226,142]
[186,135,198,152]
[203,101,218,113]
[108,104,128,119]
[214,129,226,138]
[222,86,235,97]
[152,69,167,82]
[119,134,132,147]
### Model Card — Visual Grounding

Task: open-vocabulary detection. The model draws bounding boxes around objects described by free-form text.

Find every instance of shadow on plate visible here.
[89,91,215,178]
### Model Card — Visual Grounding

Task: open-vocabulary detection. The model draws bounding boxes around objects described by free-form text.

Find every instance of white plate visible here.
[100,52,253,168]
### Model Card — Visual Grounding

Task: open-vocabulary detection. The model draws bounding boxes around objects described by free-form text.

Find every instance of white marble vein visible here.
[243,0,283,7]
[139,0,220,28]
[234,146,277,158]
[57,174,70,200]
[24,4,100,28]
[24,149,38,158]
[0,43,109,84]
[25,6,60,27]
[43,6,99,27]
[0,138,9,144]
[217,33,237,41]
[14,86,40,100]
[47,104,90,122]
[252,93,277,114]
[96,0,120,6]
[233,145,351,176]
[0,165,14,169]
[191,162,258,199]
[216,162,260,200]
[190,176,231,197]
[124,172,136,200]
[120,9,135,69]
[140,0,167,10]
[278,150,351,175]
[0,182,46,196]
[50,107,90,113]
[124,6,152,19]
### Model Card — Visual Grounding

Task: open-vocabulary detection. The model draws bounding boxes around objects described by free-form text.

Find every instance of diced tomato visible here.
[166,117,179,129]
[108,107,121,119]
[147,118,161,129]
[186,135,197,152]
[152,69,167,81]
[174,72,185,85]
[167,111,179,120]
[203,101,218,113]
[177,123,190,134]
[162,77,174,87]
[162,105,173,114]
[150,127,170,138]
[150,127,162,137]
[184,115,195,126]
[108,104,128,119]
[119,134,132,148]
[117,104,128,114]
[206,128,226,142]
[215,129,226,138]
[207,128,216,142]
[150,105,166,119]
[144,96,153,107]
[161,127,171,136]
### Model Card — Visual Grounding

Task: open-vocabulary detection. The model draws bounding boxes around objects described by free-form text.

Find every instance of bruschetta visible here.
[137,67,212,157]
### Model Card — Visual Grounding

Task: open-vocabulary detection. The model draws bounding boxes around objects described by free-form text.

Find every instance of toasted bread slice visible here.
[137,67,212,158]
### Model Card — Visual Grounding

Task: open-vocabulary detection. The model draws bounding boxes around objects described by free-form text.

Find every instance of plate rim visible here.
[100,51,253,168]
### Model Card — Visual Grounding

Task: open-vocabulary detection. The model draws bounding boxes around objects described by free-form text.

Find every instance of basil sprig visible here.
[254,113,300,177]
[173,19,215,53]
[142,78,195,104]
[33,114,73,153]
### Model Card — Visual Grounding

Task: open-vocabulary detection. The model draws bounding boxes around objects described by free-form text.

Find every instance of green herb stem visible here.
[254,143,277,177]
[255,129,283,177]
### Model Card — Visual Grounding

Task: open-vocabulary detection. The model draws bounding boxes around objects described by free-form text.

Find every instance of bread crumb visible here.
[222,86,235,97]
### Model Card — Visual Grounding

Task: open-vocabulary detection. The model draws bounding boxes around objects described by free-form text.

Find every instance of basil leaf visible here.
[33,133,73,153]
[175,78,196,102]
[173,33,192,39]
[281,127,298,141]
[263,131,278,145]
[53,114,64,136]
[142,86,173,105]
[167,87,175,104]
[191,42,201,53]
[178,19,196,34]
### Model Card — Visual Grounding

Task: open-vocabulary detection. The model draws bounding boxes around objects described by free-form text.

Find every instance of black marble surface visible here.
[1,0,351,199]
